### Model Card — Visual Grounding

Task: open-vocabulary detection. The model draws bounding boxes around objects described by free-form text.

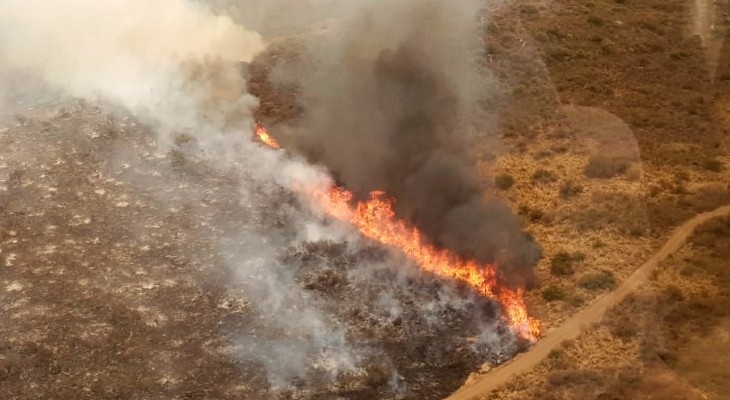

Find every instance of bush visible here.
[569,294,585,308]
[691,217,730,249]
[559,181,583,199]
[547,47,571,61]
[628,226,647,237]
[173,133,194,146]
[625,164,642,181]
[550,251,585,276]
[587,16,605,26]
[548,348,564,360]
[702,158,724,172]
[168,149,185,166]
[542,285,566,302]
[520,5,538,14]
[661,284,684,303]
[609,316,638,341]
[528,208,545,223]
[532,169,558,184]
[495,174,515,190]
[363,362,393,387]
[585,155,630,179]
[547,369,602,387]
[578,271,616,291]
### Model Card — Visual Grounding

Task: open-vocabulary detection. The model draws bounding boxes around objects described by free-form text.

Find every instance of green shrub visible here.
[495,174,515,190]
[542,285,566,302]
[578,271,616,291]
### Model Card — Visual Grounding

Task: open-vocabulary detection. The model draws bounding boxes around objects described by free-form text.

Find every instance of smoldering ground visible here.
[0,0,535,397]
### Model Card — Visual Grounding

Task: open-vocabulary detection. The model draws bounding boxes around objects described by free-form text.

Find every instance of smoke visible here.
[224,232,357,389]
[0,0,535,391]
[0,0,359,389]
[289,0,540,282]
[0,0,263,143]
[206,0,351,36]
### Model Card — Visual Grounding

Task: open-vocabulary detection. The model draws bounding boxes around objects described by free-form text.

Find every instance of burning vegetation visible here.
[255,121,281,149]
[0,0,546,398]
[256,124,540,341]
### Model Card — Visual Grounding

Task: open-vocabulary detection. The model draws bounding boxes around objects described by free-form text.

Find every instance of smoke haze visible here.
[0,0,264,139]
[0,0,354,388]
[0,0,536,391]
[290,0,540,282]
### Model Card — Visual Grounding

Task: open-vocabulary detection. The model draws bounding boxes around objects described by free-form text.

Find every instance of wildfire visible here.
[255,125,540,341]
[255,122,281,149]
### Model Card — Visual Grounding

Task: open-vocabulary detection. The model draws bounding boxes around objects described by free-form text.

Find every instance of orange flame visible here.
[255,122,280,149]
[256,126,540,341]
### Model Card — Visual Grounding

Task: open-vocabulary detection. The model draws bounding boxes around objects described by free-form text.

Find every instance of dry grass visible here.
[584,155,631,179]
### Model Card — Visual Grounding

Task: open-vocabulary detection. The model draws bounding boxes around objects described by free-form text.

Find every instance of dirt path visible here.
[446,204,730,400]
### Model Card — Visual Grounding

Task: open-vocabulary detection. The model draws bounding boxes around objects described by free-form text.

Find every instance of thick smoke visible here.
[292,0,540,282]
[0,0,536,391]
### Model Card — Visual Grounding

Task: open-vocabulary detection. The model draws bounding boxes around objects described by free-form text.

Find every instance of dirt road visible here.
[446,204,730,400]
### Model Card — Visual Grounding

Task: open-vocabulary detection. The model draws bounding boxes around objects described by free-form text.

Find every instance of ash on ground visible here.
[0,100,523,400]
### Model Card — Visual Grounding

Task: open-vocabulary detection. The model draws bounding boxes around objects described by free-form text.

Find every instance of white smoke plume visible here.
[0,0,355,389]
[0,0,263,139]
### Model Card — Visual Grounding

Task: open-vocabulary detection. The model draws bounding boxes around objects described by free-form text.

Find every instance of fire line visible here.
[254,124,540,341]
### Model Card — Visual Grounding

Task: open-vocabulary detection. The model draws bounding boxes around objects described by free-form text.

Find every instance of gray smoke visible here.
[0,0,358,389]
[0,0,534,392]
[289,0,540,283]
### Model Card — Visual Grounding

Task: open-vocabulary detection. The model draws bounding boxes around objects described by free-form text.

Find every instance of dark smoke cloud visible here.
[291,0,540,282]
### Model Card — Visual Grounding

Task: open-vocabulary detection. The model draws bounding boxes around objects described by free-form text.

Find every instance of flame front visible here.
[255,122,281,149]
[255,125,540,341]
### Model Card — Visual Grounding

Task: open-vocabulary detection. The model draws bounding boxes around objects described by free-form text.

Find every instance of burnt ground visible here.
[0,101,521,400]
